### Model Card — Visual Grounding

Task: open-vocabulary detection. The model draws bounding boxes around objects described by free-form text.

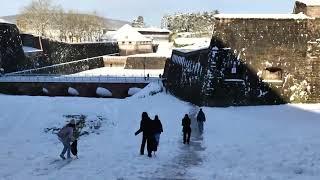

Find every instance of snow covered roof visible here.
[135,27,171,33]
[214,13,313,19]
[296,0,320,6]
[113,24,151,42]
[23,46,43,53]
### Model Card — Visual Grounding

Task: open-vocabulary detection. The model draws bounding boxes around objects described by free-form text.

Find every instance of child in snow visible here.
[57,119,76,159]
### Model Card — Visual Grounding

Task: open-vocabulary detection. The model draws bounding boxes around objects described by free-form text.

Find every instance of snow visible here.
[68,87,79,96]
[0,18,13,24]
[113,24,151,42]
[96,87,112,97]
[1,82,320,179]
[296,0,320,6]
[74,67,164,78]
[174,37,211,47]
[128,87,142,96]
[135,27,171,33]
[42,88,49,94]
[224,79,245,82]
[214,13,314,19]
[23,46,43,53]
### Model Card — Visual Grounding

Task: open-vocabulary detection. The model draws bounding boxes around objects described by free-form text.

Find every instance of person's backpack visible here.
[57,126,69,139]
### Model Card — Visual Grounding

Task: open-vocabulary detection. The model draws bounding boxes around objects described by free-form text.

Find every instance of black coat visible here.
[135,116,154,136]
[154,119,163,134]
[182,116,191,132]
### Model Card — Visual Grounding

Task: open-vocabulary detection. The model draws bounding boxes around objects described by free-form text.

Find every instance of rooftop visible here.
[113,24,151,42]
[296,0,320,6]
[134,27,171,33]
[214,13,313,20]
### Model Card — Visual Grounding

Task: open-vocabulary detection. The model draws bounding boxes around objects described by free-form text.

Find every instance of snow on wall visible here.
[128,87,142,96]
[214,13,313,19]
[96,87,112,97]
[68,87,79,96]
[42,88,49,94]
[171,54,203,75]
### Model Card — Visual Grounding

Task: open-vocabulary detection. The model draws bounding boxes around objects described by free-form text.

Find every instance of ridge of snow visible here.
[135,27,171,33]
[214,13,313,19]
[128,87,142,96]
[296,0,320,6]
[68,87,79,96]
[0,18,13,24]
[23,46,43,53]
[96,87,112,97]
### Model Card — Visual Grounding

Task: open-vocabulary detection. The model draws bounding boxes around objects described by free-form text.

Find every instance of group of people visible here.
[181,108,206,145]
[135,112,163,157]
[135,108,206,157]
[56,108,205,160]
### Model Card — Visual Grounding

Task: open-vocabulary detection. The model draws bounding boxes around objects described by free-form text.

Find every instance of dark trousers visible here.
[183,130,191,144]
[147,136,155,157]
[140,135,147,154]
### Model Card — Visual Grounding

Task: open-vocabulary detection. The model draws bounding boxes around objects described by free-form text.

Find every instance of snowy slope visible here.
[0,82,320,180]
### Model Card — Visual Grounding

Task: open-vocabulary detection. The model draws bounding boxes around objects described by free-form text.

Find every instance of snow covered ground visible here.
[74,67,164,78]
[0,82,320,180]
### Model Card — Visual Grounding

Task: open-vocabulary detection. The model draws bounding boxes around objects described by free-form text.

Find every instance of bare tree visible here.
[18,0,106,42]
[18,0,60,36]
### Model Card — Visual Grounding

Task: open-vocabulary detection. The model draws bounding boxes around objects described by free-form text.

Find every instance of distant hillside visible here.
[0,14,129,30]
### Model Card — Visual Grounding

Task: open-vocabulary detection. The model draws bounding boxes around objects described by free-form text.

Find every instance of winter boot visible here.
[60,154,66,160]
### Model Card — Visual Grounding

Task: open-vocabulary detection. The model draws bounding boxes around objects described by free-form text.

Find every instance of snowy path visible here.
[145,105,205,180]
[1,83,320,179]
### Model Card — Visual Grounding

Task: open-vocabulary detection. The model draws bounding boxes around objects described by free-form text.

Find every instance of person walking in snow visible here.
[182,114,191,144]
[197,108,206,134]
[135,112,155,157]
[57,119,76,160]
[153,115,163,153]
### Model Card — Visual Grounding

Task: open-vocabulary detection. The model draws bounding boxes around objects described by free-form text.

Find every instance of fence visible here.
[6,53,119,75]
[0,74,158,84]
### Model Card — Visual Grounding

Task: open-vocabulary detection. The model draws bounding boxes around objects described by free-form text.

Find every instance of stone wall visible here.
[20,57,104,74]
[118,43,153,56]
[125,56,167,69]
[0,23,27,73]
[0,81,147,98]
[164,17,320,106]
[20,34,119,73]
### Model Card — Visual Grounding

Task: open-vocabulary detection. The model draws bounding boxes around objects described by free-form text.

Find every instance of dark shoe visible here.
[60,154,66,160]
[148,154,152,158]
[140,152,144,155]
[183,142,186,144]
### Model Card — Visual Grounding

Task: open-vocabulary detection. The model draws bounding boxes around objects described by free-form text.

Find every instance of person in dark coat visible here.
[153,115,163,152]
[182,114,191,144]
[197,108,206,134]
[135,112,155,157]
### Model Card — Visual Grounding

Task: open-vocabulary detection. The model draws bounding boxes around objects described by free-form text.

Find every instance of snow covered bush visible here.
[44,114,108,137]
[283,74,311,103]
